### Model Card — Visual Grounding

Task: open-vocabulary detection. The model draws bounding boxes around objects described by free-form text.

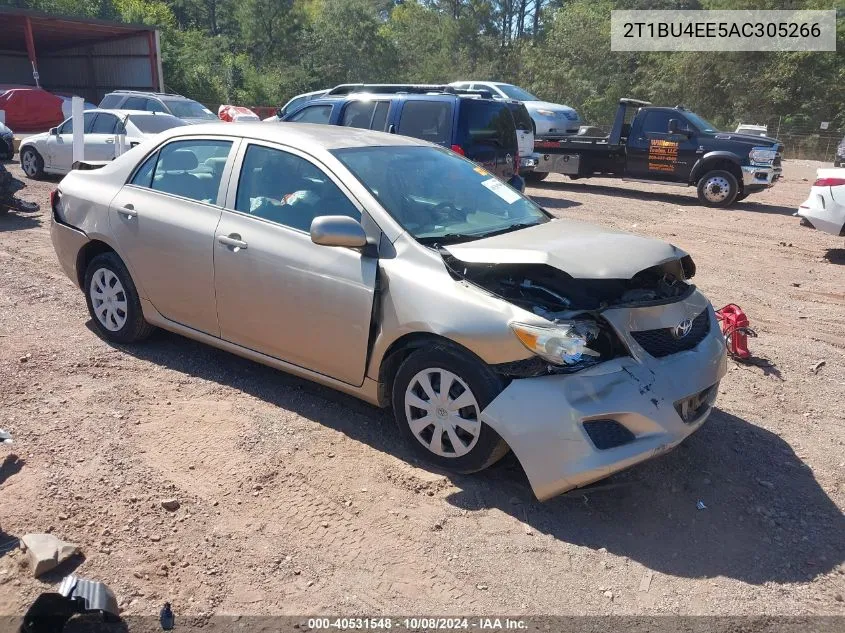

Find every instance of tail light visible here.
[450,144,465,156]
[50,189,59,211]
[814,177,845,187]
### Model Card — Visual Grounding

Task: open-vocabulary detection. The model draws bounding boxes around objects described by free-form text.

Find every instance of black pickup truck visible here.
[528,98,783,207]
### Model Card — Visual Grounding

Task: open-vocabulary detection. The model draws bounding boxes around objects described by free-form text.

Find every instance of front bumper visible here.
[519,153,540,174]
[533,117,580,138]
[741,164,781,190]
[480,292,727,501]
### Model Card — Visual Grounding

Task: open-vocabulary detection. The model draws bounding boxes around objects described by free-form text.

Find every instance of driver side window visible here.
[233,144,359,232]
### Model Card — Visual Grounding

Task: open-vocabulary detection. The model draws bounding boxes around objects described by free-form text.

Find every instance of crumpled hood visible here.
[444,218,687,280]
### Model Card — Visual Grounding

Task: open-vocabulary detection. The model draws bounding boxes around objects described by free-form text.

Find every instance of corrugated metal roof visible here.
[0,7,153,53]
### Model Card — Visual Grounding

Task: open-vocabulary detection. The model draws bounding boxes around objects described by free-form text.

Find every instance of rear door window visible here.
[341,101,376,128]
[396,101,453,145]
[90,113,119,134]
[371,101,390,131]
[123,96,149,110]
[99,94,122,109]
[288,105,333,124]
[144,139,233,204]
[507,103,533,132]
[458,100,518,151]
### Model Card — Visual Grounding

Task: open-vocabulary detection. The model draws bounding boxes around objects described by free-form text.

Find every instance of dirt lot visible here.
[0,159,843,618]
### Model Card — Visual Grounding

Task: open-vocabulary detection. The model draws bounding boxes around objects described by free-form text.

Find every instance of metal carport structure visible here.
[0,7,162,104]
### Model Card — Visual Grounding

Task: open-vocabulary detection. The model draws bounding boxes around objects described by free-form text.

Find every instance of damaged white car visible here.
[49,124,727,501]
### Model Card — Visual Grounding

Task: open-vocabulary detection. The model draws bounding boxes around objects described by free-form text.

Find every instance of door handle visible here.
[118,204,136,219]
[105,138,114,144]
[217,234,248,251]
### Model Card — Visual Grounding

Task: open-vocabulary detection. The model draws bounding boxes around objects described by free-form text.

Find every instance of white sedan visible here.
[19,109,186,179]
[798,169,845,237]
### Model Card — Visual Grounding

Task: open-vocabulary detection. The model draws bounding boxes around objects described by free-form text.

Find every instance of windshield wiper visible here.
[472,221,542,239]
[416,232,482,245]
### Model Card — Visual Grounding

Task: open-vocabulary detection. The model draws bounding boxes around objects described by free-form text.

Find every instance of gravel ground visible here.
[0,158,843,617]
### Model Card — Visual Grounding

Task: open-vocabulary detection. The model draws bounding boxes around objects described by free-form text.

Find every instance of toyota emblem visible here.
[671,318,694,339]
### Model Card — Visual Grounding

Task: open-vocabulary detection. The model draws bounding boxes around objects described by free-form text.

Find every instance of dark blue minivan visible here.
[282,85,525,191]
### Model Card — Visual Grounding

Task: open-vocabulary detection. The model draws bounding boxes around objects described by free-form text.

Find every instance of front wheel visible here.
[696,170,738,207]
[84,252,155,344]
[20,147,44,179]
[391,345,509,473]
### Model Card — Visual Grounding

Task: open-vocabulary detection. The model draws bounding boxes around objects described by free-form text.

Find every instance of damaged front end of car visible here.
[439,249,698,379]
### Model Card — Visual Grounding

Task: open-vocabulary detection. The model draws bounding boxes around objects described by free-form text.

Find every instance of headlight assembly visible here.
[535,109,556,117]
[749,148,777,166]
[510,321,602,366]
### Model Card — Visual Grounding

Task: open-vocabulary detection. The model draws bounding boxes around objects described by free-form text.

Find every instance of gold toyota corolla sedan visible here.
[49,123,726,501]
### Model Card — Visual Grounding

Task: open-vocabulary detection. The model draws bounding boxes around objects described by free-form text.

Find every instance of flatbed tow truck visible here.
[528,98,783,207]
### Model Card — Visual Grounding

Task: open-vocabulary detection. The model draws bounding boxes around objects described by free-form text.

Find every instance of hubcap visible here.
[703,176,731,203]
[404,368,481,458]
[90,268,128,332]
[22,151,36,176]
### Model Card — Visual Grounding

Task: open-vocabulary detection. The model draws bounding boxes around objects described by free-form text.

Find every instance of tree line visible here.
[4,0,844,155]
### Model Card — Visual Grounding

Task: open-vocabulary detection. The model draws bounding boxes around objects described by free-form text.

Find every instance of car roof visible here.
[161,121,430,150]
[106,90,191,100]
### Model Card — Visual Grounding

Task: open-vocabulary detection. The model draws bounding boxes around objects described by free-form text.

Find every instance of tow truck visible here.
[528,98,783,207]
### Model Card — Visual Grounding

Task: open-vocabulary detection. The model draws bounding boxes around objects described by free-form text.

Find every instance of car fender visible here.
[690,150,743,183]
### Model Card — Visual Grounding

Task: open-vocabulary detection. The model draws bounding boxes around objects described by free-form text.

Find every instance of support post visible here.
[23,17,40,88]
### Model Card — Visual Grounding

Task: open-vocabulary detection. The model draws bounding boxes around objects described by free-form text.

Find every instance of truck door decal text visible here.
[648,139,679,172]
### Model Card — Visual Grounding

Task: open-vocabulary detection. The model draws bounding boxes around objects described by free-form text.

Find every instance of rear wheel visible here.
[84,252,154,344]
[525,171,549,183]
[696,169,738,207]
[391,345,509,473]
[20,147,44,179]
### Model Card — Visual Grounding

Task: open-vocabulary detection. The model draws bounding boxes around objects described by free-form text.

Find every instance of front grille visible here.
[630,310,710,358]
[674,383,718,423]
[583,420,636,450]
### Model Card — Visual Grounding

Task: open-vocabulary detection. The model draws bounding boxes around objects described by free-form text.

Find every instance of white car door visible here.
[45,112,97,173]
[85,113,120,162]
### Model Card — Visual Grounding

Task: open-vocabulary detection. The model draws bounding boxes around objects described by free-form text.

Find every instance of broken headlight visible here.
[510,320,602,366]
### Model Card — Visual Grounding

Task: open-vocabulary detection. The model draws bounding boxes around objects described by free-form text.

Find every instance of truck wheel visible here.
[697,170,738,207]
[392,345,509,474]
[525,171,549,183]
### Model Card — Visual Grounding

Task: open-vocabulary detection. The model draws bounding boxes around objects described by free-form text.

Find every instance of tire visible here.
[391,344,510,474]
[524,170,549,183]
[696,169,738,207]
[20,147,44,179]
[84,252,154,344]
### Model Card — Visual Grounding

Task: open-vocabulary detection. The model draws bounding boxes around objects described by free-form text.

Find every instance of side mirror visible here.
[49,127,58,136]
[667,118,679,134]
[276,107,284,119]
[310,215,367,248]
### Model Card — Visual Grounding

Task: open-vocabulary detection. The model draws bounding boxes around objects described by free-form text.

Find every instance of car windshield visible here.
[127,113,187,133]
[162,100,216,120]
[333,146,549,244]
[496,84,539,101]
[684,111,720,133]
